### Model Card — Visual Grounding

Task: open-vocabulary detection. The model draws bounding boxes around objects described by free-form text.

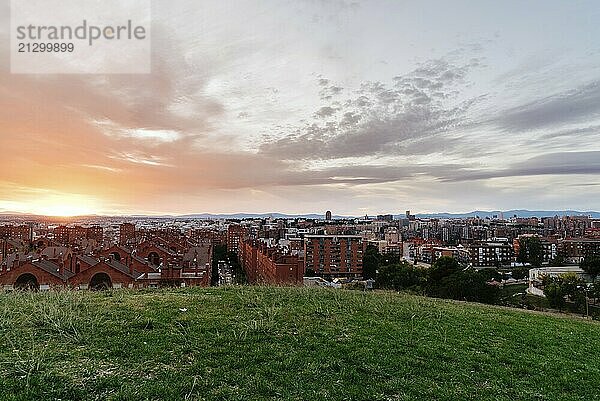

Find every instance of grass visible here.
[0,287,599,400]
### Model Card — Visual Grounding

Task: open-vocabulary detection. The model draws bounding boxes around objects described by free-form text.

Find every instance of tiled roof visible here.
[77,255,100,267]
[32,260,74,280]
[104,259,137,278]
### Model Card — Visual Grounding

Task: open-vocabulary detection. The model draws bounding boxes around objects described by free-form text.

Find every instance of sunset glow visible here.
[33,203,97,217]
[5,195,101,217]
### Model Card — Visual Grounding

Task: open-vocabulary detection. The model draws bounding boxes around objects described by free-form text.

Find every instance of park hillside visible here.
[1,286,600,400]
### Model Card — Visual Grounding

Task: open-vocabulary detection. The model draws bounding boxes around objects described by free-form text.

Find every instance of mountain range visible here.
[1,210,599,219]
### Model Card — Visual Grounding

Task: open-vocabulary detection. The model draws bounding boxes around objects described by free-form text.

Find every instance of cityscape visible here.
[0,210,598,294]
[3,0,600,399]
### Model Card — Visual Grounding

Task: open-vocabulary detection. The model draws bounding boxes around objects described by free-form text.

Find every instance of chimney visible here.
[58,260,64,276]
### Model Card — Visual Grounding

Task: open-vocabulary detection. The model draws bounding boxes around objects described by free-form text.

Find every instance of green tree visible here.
[580,257,600,282]
[510,266,529,280]
[428,256,461,282]
[426,257,499,304]
[542,273,585,311]
[544,280,565,310]
[561,272,588,313]
[548,255,565,267]
[559,272,584,298]
[377,261,426,292]
[436,269,500,304]
[362,244,381,280]
[517,237,543,268]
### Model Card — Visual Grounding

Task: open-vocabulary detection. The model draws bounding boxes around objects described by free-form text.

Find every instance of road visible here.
[217,260,234,286]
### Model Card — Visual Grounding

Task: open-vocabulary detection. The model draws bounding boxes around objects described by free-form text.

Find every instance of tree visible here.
[377,261,426,292]
[544,280,565,310]
[517,237,543,268]
[362,244,381,280]
[548,255,565,267]
[542,273,586,312]
[428,256,461,282]
[510,266,529,280]
[580,257,600,282]
[227,251,247,284]
[559,272,584,298]
[436,269,500,304]
[426,257,499,304]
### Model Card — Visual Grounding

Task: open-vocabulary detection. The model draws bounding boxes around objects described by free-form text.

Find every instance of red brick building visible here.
[0,225,33,242]
[0,260,73,290]
[119,223,136,246]
[68,257,140,290]
[101,245,156,274]
[87,226,104,242]
[560,238,600,262]
[136,241,177,268]
[227,224,248,254]
[53,225,104,245]
[0,215,220,292]
[190,229,226,246]
[240,240,303,285]
[304,235,364,279]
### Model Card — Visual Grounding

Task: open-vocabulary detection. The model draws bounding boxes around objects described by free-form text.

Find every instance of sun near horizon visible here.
[2,194,101,217]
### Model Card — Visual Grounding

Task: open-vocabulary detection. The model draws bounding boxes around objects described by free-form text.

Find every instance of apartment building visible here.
[304,235,364,279]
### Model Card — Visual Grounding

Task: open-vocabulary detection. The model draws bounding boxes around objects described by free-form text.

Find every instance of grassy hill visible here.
[0,287,599,401]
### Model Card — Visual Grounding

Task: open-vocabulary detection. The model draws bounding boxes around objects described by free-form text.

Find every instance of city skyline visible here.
[2,1,600,216]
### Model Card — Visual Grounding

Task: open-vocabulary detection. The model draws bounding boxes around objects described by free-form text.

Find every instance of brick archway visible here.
[89,272,112,290]
[15,273,39,291]
[148,252,161,267]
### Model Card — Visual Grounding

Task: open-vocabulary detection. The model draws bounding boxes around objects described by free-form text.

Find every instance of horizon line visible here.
[1,208,599,219]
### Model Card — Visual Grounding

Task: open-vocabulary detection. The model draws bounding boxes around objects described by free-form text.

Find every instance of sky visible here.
[1,0,600,216]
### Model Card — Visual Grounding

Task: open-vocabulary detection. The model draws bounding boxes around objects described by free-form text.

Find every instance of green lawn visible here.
[1,286,599,400]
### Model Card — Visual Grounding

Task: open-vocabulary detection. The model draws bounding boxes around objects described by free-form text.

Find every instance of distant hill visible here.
[177,212,329,220]
[1,209,599,220]
[142,209,600,220]
[124,209,600,220]
[414,210,600,219]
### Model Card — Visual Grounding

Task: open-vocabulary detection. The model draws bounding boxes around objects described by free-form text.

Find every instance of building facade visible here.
[304,235,364,279]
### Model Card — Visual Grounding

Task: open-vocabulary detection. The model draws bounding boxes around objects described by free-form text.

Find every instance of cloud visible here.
[0,19,228,211]
[319,83,344,100]
[495,81,600,131]
[2,0,599,215]
[315,106,337,118]
[260,58,480,160]
[440,151,600,182]
[0,22,222,141]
